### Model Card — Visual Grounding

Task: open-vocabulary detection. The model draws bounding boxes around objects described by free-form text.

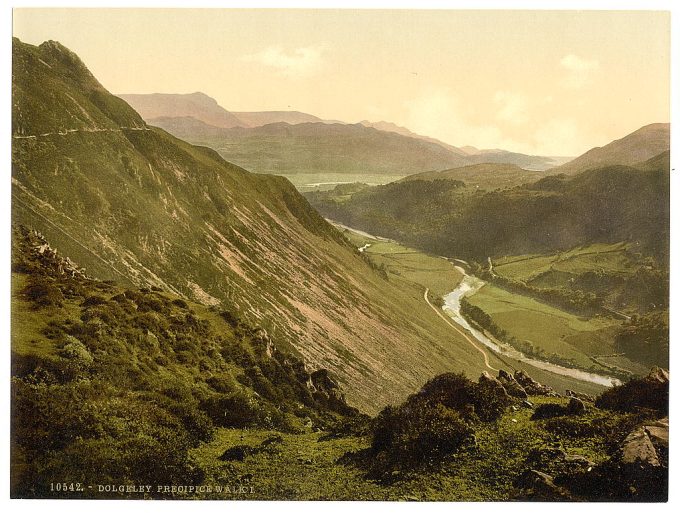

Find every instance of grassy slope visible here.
[12,37,509,413]
[190,394,634,500]
[400,163,545,190]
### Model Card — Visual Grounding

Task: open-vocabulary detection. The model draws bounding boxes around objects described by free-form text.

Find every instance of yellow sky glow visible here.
[13,8,670,156]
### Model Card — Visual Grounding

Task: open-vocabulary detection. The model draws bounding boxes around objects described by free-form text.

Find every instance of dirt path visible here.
[423,287,498,372]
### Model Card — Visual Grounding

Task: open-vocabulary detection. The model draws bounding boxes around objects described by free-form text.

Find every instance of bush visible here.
[368,401,473,477]
[22,278,63,308]
[596,371,668,415]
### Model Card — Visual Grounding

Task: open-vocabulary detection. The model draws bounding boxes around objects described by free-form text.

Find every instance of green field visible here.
[466,283,628,373]
[337,227,463,299]
[493,242,636,285]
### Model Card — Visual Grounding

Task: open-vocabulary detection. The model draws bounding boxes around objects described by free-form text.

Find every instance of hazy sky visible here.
[13,8,670,155]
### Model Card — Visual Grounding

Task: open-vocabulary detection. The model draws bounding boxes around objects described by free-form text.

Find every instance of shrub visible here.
[22,277,64,308]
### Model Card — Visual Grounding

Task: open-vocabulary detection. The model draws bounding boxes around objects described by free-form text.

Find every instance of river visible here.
[442,267,622,387]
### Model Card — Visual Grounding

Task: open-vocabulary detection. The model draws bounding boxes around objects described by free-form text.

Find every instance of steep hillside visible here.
[466,150,569,171]
[147,116,473,175]
[12,38,501,412]
[358,120,468,156]
[552,123,670,175]
[118,92,248,128]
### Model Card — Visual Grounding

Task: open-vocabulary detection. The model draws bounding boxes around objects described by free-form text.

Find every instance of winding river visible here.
[329,219,622,388]
[442,266,622,387]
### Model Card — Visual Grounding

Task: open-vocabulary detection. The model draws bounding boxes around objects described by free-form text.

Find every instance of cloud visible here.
[494,91,528,125]
[402,88,592,156]
[403,88,509,151]
[560,54,600,88]
[241,46,324,78]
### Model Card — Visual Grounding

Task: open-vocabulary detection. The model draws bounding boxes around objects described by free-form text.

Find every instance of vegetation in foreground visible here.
[12,224,668,501]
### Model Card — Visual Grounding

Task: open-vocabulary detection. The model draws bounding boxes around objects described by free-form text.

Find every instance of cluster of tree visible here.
[306,158,669,265]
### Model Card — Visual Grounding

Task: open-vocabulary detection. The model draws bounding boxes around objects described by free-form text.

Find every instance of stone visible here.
[566,389,594,403]
[566,397,586,415]
[620,428,660,467]
[644,417,668,449]
[514,370,555,396]
[645,367,669,384]
[514,469,574,500]
[497,369,528,399]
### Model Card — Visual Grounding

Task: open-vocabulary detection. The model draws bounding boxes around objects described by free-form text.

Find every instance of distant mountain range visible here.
[147,115,473,175]
[118,92,249,128]
[306,126,670,263]
[117,92,571,174]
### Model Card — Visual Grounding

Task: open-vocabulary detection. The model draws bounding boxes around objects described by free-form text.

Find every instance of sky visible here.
[12,8,670,156]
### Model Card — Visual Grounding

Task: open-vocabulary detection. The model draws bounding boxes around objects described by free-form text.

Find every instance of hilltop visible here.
[552,123,669,175]
[147,116,473,175]
[118,92,248,128]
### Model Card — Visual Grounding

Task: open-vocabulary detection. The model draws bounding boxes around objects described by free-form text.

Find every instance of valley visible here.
[9,22,670,503]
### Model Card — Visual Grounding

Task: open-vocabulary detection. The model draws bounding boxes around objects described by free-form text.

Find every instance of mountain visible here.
[148,116,474,175]
[552,123,670,175]
[466,150,571,171]
[233,110,325,126]
[358,120,469,156]
[117,92,248,128]
[400,163,545,189]
[306,151,670,264]
[12,37,505,413]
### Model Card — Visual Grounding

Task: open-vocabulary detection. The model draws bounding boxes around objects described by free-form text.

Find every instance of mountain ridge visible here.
[552,123,670,175]
[12,37,507,412]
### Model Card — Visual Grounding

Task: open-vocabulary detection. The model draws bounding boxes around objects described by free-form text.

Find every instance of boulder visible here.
[513,469,575,500]
[566,389,594,403]
[645,367,669,385]
[620,427,660,467]
[566,398,586,415]
[497,369,528,399]
[479,371,511,398]
[514,370,555,396]
[644,417,668,449]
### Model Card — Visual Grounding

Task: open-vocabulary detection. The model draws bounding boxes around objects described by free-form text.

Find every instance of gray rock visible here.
[566,389,594,403]
[497,369,528,399]
[566,397,586,415]
[514,370,555,396]
[620,427,660,467]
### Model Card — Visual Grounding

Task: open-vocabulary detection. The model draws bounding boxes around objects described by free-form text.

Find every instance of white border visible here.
[2,2,678,513]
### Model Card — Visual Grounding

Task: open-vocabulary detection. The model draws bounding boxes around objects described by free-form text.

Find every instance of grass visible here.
[493,242,636,285]
[189,394,633,500]
[467,283,621,371]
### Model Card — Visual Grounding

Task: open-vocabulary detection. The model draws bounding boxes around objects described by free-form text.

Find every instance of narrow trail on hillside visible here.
[424,287,498,372]
[12,126,151,139]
